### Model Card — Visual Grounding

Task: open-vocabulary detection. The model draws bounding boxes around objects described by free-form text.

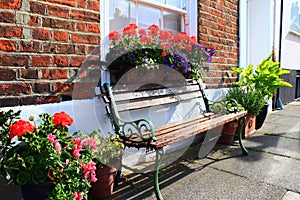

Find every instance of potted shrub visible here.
[80,131,124,199]
[225,87,266,138]
[0,110,97,200]
[232,54,292,129]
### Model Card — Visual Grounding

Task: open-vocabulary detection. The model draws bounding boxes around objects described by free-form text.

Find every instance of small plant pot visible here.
[218,122,239,144]
[89,159,121,199]
[256,104,269,130]
[243,114,256,138]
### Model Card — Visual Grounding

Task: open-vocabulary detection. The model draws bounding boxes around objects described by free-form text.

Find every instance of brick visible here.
[0,97,19,107]
[43,43,75,54]
[32,56,51,67]
[87,23,100,33]
[0,84,31,95]
[32,29,51,40]
[20,41,40,52]
[48,5,69,18]
[0,11,15,23]
[21,69,39,79]
[0,55,29,66]
[78,0,86,8]
[30,2,46,15]
[0,0,21,9]
[54,82,72,93]
[0,25,22,38]
[53,56,69,66]
[20,96,39,105]
[77,45,86,55]
[0,68,16,81]
[71,56,85,67]
[71,34,100,44]
[87,1,100,11]
[42,69,68,79]
[77,22,86,32]
[39,96,59,104]
[43,18,75,31]
[43,0,76,7]
[53,31,68,42]
[71,10,100,22]
[33,83,50,93]
[0,40,16,51]
[28,15,39,26]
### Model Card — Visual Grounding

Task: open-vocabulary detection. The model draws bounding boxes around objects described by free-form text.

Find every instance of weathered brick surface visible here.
[0,0,100,107]
[199,0,239,87]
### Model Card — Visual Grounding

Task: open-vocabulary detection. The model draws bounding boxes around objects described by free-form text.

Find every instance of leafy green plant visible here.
[81,131,124,167]
[232,54,292,101]
[225,87,266,116]
[0,110,97,200]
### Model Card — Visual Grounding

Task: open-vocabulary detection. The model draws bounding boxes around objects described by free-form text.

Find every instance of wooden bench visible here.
[101,79,248,200]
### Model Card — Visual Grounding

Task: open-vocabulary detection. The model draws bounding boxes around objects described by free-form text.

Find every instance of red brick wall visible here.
[0,0,100,107]
[198,0,239,88]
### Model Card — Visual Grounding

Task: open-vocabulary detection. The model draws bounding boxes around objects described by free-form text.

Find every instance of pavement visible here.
[1,101,300,200]
[107,100,300,200]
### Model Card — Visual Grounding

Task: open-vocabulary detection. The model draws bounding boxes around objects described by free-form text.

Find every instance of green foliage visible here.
[80,131,124,166]
[232,54,292,101]
[225,87,266,116]
[0,110,95,200]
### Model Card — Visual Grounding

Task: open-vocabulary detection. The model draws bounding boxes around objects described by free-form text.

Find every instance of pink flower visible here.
[73,192,83,200]
[65,159,70,166]
[82,161,97,182]
[47,133,56,143]
[73,149,81,158]
[54,140,61,152]
[82,138,97,150]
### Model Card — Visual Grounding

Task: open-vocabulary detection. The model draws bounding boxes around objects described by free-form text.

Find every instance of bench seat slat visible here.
[116,91,203,112]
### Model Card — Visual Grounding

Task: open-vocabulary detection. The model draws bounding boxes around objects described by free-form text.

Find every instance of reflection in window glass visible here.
[163,11,181,32]
[166,0,186,10]
[109,0,136,32]
[138,5,161,28]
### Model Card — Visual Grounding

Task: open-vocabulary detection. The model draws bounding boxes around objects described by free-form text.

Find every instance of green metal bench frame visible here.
[102,80,248,200]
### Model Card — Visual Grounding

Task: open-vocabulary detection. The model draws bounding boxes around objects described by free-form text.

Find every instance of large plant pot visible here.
[21,182,55,200]
[243,114,256,138]
[255,104,269,130]
[89,160,120,199]
[218,121,239,144]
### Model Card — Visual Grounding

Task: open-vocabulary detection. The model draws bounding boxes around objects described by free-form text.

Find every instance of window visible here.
[101,0,197,42]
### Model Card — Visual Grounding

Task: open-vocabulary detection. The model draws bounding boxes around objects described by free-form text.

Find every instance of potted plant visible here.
[232,54,292,129]
[225,87,266,138]
[0,110,97,200]
[80,131,124,199]
[107,23,214,84]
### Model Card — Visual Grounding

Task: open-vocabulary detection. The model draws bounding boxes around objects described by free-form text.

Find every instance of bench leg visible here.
[237,116,249,156]
[154,148,165,200]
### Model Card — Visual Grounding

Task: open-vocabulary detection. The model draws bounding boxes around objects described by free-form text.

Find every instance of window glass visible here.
[138,4,161,28]
[166,0,186,10]
[109,0,136,32]
[163,11,182,31]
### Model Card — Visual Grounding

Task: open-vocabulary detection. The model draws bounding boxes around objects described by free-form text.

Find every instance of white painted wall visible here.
[246,0,274,67]
[280,0,300,70]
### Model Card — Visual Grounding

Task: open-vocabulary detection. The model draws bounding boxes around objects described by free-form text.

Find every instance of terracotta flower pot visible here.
[89,160,121,199]
[243,114,256,138]
[218,121,239,144]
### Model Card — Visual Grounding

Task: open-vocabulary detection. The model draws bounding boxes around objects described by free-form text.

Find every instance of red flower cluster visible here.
[123,23,138,36]
[52,111,73,127]
[9,120,35,139]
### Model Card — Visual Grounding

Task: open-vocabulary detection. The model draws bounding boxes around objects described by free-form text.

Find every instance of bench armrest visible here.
[114,117,156,143]
[209,98,242,114]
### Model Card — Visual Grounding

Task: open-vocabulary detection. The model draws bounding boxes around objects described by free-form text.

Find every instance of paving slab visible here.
[209,151,300,193]
[281,191,300,200]
[145,167,286,200]
[257,122,300,139]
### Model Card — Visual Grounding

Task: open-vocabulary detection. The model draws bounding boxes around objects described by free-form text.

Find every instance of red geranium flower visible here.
[123,23,138,36]
[140,36,152,44]
[9,120,35,139]
[162,52,167,57]
[109,31,121,41]
[148,24,160,37]
[52,112,73,127]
